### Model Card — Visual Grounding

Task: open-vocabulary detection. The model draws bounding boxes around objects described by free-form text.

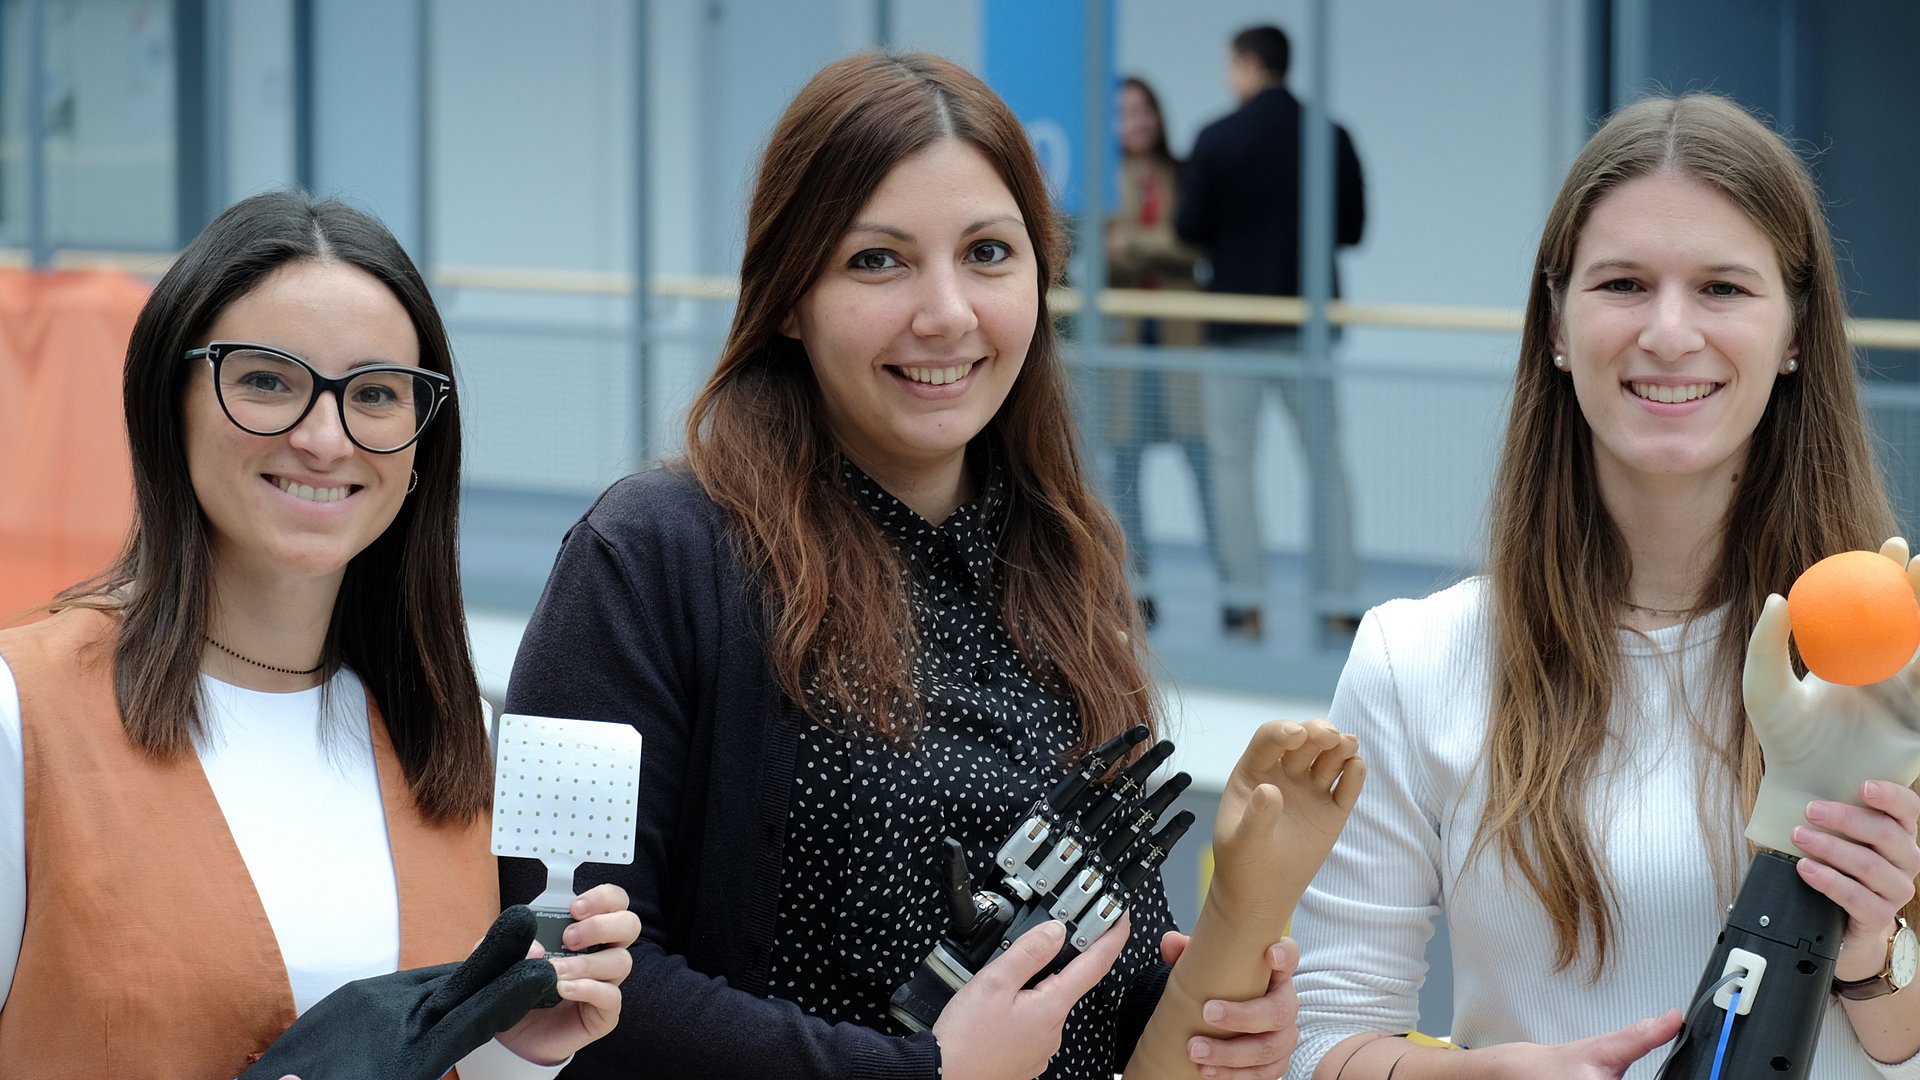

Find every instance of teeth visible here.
[898,363,975,386]
[1630,381,1716,404]
[273,477,351,503]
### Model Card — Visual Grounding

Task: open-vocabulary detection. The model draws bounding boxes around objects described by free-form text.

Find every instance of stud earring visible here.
[407,470,419,494]
[1553,353,1568,370]
[1784,357,1799,374]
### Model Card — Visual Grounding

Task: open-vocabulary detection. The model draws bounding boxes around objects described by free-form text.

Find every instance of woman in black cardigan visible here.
[503,51,1301,1080]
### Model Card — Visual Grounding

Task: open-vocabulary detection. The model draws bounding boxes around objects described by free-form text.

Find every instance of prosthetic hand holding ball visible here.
[1123,719,1365,1080]
[1658,543,1920,1080]
[491,713,645,955]
[889,726,1196,1032]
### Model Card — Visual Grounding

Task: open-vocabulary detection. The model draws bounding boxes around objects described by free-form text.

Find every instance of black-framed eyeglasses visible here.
[184,341,453,454]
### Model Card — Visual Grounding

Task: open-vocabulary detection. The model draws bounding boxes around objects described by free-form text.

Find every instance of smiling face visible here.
[781,139,1038,500]
[183,259,423,591]
[1554,169,1798,505]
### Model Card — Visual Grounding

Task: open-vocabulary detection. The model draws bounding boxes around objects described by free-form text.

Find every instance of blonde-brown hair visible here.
[1480,93,1900,976]
[684,51,1155,748]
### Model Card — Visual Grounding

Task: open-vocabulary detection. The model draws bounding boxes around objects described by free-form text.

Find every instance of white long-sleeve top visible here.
[0,655,561,1080]
[1287,577,1920,1080]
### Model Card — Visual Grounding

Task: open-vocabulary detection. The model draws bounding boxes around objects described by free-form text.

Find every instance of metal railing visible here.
[427,265,1920,350]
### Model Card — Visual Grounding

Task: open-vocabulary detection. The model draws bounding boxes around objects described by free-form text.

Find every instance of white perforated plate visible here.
[492,713,644,865]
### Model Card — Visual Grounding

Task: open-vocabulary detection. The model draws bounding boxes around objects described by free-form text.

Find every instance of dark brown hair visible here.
[684,51,1155,748]
[1480,93,1900,975]
[1231,25,1290,80]
[1120,76,1176,167]
[57,190,490,823]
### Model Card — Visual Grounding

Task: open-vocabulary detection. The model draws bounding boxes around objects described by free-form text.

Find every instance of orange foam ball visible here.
[1788,550,1920,686]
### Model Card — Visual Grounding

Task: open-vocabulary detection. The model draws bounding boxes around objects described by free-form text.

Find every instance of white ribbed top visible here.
[1287,577,1920,1080]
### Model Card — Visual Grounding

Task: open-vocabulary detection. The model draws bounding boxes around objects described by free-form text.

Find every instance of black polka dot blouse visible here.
[765,455,1177,1080]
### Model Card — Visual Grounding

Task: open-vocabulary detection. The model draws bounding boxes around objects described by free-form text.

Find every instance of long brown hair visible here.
[684,51,1155,748]
[1480,94,1900,976]
[1120,77,1176,167]
[55,191,490,823]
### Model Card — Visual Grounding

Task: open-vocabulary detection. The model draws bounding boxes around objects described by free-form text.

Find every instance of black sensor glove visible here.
[240,905,560,1080]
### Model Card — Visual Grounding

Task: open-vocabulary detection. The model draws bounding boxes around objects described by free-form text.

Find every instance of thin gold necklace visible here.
[207,636,323,676]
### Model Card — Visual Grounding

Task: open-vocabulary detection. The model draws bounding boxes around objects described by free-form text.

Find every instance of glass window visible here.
[43,0,178,250]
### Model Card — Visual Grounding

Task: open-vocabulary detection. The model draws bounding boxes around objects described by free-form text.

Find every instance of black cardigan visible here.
[1174,85,1365,342]
[499,465,1169,1079]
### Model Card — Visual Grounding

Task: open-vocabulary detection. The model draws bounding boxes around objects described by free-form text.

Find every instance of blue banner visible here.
[982,0,1115,215]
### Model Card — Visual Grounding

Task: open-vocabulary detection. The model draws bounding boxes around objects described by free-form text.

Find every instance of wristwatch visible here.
[1833,917,1919,1001]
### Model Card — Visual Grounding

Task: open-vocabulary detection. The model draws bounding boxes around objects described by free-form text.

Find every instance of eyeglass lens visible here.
[217,348,435,452]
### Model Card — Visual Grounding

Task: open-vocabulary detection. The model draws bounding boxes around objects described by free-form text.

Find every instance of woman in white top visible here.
[1288,94,1920,1079]
[0,190,637,1078]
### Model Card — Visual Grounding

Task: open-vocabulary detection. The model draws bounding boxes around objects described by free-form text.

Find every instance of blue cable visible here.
[1709,987,1741,1080]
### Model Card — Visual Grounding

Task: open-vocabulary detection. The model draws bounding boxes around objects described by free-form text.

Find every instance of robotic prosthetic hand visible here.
[1124,719,1364,1079]
[1658,540,1920,1080]
[889,727,1195,1033]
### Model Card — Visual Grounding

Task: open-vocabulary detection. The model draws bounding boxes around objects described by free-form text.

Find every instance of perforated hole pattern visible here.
[490,713,645,864]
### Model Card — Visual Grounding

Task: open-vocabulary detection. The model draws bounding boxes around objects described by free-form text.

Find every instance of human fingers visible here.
[561,908,642,955]
[1024,913,1129,1016]
[1805,788,1920,886]
[971,919,1070,996]
[1794,816,1916,937]
[1187,1022,1295,1078]
[1569,1010,1683,1071]
[1864,778,1920,838]
[570,883,632,919]
[1159,929,1190,967]
[550,935,634,988]
[552,972,624,1039]
[1269,938,1301,978]
[1192,952,1298,1038]
[1795,851,1906,946]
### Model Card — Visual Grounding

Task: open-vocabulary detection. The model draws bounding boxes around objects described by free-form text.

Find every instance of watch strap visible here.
[1833,920,1913,1001]
[1833,970,1898,1001]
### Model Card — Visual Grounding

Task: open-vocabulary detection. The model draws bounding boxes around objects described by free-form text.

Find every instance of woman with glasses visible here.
[497,51,1341,1080]
[0,190,637,1078]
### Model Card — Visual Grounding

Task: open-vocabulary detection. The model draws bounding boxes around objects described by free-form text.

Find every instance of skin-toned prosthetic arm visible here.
[1124,719,1365,1079]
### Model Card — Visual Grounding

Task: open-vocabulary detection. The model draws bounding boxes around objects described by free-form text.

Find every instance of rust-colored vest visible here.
[0,608,499,1079]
